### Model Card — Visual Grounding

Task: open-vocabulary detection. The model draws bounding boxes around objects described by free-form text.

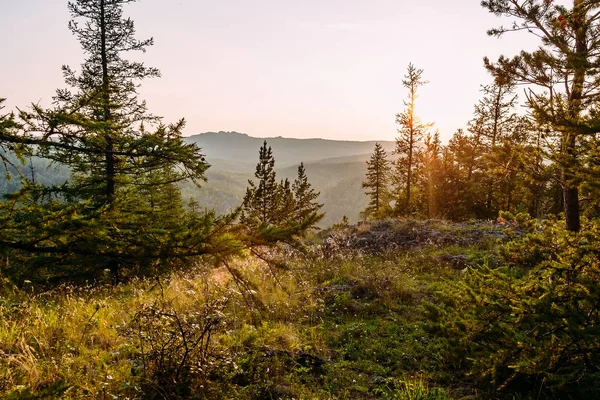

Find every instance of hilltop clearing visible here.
[0,220,503,399]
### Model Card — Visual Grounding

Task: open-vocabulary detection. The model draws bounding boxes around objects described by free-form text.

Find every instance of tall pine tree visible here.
[0,0,215,281]
[10,0,209,207]
[481,0,600,231]
[393,63,431,215]
[240,141,279,229]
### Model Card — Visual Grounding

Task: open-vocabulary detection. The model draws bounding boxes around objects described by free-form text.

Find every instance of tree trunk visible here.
[407,139,412,210]
[563,132,580,232]
[375,164,380,214]
[100,0,119,282]
[564,184,580,232]
[486,87,502,217]
[562,0,586,232]
[100,0,115,205]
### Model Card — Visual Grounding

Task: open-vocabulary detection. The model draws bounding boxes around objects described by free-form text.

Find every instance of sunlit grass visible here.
[0,227,492,399]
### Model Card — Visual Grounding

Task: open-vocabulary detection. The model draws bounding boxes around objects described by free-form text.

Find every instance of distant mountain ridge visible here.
[186,131,395,167]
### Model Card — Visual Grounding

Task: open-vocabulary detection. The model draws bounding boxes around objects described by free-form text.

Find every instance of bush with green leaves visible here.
[437,213,600,397]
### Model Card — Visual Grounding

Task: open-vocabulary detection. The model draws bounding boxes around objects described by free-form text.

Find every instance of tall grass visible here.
[0,235,489,399]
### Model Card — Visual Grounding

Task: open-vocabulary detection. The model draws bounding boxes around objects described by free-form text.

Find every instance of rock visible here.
[318,220,507,256]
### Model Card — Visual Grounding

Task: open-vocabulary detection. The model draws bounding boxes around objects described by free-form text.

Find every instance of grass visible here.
[0,225,500,399]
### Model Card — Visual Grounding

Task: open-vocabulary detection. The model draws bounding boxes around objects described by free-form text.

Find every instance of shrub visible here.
[124,289,230,399]
[440,215,600,397]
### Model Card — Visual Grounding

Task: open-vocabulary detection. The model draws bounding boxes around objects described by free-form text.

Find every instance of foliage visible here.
[14,0,209,205]
[419,132,442,219]
[0,221,501,399]
[0,0,232,283]
[4,1,600,399]
[439,214,600,397]
[292,162,324,229]
[385,79,557,223]
[362,142,392,219]
[0,99,26,181]
[125,288,229,399]
[393,63,431,215]
[240,141,280,229]
[481,0,600,231]
[378,377,451,400]
[240,141,324,245]
[5,218,599,398]
[468,82,520,218]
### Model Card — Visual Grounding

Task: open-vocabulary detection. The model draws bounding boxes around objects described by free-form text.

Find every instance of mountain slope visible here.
[188,131,395,167]
[186,132,395,226]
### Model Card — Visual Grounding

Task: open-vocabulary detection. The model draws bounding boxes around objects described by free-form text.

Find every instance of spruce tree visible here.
[292,162,324,229]
[0,0,213,281]
[481,0,600,231]
[362,142,392,219]
[240,141,279,228]
[393,63,431,215]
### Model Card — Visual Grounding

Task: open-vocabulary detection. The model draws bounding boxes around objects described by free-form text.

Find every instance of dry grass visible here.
[0,236,471,399]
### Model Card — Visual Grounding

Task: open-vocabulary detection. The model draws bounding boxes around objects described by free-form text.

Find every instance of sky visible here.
[1,0,542,142]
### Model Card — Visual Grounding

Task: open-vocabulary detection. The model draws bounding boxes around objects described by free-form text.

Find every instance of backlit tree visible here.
[393,63,431,215]
[481,0,600,231]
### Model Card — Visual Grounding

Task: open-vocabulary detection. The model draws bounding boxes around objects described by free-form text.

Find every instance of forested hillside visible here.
[187,132,393,225]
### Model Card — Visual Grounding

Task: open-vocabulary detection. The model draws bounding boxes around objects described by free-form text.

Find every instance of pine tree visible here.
[292,162,324,229]
[393,63,431,215]
[240,146,323,244]
[437,144,465,220]
[6,0,209,208]
[275,178,296,226]
[0,0,213,281]
[420,132,442,219]
[521,127,555,218]
[240,141,280,229]
[469,82,519,218]
[0,98,25,179]
[488,116,536,213]
[481,0,600,231]
[362,142,392,219]
[446,129,485,218]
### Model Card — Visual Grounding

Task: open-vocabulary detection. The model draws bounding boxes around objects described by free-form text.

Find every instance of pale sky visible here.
[2,0,540,142]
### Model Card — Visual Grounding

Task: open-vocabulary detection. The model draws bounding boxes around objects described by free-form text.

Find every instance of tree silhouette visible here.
[362,143,392,219]
[394,63,431,215]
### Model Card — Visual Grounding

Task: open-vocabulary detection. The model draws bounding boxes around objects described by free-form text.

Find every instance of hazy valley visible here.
[188,131,395,226]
